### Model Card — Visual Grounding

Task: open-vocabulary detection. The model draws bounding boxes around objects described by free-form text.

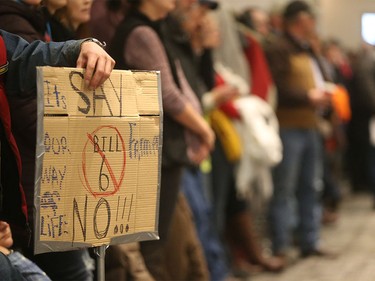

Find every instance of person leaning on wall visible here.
[264,0,334,262]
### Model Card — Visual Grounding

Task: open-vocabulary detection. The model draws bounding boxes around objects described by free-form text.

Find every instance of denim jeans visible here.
[8,251,51,281]
[182,168,229,281]
[31,249,94,281]
[269,128,323,254]
[0,252,25,281]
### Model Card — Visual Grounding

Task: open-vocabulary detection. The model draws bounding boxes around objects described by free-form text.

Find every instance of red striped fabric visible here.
[0,36,28,221]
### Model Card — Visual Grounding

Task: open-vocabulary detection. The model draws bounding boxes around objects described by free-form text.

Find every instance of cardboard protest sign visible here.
[34,67,162,254]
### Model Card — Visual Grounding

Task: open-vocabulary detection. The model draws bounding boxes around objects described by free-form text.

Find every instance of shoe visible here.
[322,209,339,225]
[260,256,287,272]
[301,247,338,259]
[226,211,286,273]
[231,260,264,278]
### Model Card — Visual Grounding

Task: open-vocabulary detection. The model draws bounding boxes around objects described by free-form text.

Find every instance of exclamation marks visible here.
[116,196,120,221]
[113,194,133,235]
[121,196,127,220]
[126,194,133,233]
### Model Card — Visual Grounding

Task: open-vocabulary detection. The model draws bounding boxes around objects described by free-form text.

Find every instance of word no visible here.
[72,194,133,242]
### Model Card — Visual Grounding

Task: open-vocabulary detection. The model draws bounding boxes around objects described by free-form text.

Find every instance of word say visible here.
[70,71,122,116]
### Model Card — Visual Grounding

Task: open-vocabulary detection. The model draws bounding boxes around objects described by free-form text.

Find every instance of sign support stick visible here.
[95,245,107,281]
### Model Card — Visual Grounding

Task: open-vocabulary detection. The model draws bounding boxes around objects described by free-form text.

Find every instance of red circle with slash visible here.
[81,125,126,197]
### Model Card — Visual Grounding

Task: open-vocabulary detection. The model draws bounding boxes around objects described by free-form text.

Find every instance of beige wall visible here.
[218,0,290,11]
[218,0,317,12]
[218,0,375,51]
[319,0,375,51]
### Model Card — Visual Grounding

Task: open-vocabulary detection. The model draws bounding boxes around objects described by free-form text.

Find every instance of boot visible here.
[226,211,286,273]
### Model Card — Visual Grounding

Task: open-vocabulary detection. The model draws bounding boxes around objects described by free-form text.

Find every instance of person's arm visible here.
[2,29,115,97]
[125,26,186,115]
[125,27,214,149]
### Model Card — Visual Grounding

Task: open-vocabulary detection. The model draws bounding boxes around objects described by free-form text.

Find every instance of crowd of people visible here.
[0,0,375,280]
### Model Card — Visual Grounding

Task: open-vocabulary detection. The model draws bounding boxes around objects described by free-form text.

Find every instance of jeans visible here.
[31,249,94,281]
[322,142,341,207]
[182,168,229,281]
[269,128,323,254]
[0,252,25,281]
[210,139,233,235]
[210,139,247,235]
[8,251,51,281]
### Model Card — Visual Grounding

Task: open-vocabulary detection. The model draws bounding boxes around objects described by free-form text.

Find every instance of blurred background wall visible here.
[218,0,375,51]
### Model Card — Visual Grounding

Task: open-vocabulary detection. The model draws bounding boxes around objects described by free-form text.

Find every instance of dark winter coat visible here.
[0,1,46,43]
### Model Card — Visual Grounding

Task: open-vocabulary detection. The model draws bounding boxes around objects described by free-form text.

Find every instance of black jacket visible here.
[0,1,45,43]
[109,9,189,167]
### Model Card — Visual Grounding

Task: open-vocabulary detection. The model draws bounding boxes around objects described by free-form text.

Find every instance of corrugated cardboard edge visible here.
[33,68,163,254]
[34,67,45,254]
[153,70,162,239]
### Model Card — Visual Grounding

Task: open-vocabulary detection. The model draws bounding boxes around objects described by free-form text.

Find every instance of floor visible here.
[250,193,375,281]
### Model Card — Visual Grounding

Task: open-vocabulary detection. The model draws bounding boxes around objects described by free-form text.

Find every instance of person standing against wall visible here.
[109,0,215,279]
[264,0,332,262]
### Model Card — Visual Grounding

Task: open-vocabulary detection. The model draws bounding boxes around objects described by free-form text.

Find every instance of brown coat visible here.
[0,1,45,43]
[105,193,209,281]
[264,34,327,128]
[164,193,210,281]
[105,242,154,281]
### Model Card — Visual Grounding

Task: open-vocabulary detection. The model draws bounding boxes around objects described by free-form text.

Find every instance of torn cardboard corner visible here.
[34,67,162,254]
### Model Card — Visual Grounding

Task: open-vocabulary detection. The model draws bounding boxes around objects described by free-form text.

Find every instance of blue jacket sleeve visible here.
[1,29,82,97]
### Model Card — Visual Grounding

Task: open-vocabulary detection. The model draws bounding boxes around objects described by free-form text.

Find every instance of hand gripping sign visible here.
[34,67,162,254]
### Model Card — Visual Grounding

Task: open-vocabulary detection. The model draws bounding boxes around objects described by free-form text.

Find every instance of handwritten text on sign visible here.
[35,67,161,254]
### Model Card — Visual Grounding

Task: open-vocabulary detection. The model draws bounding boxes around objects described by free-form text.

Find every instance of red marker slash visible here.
[81,126,126,198]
